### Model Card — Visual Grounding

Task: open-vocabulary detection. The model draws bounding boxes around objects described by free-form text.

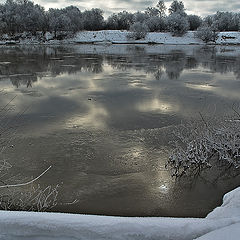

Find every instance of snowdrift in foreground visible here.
[0,187,240,240]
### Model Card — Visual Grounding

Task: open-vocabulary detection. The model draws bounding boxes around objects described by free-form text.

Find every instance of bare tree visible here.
[127,22,149,40]
[156,0,167,17]
[168,0,186,16]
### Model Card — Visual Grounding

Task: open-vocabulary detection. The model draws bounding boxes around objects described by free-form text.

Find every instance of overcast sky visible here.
[1,0,240,17]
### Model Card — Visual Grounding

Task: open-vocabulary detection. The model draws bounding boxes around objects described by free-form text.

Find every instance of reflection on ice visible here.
[158,184,168,193]
[137,98,178,114]
[66,103,108,129]
[186,83,216,91]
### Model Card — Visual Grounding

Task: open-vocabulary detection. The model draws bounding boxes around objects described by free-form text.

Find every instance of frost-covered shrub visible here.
[63,6,84,32]
[145,7,161,17]
[202,12,240,32]
[145,0,166,18]
[127,22,149,40]
[0,96,59,212]
[107,11,134,30]
[167,115,240,177]
[195,26,218,43]
[133,11,148,24]
[82,8,104,31]
[48,9,72,35]
[188,15,202,31]
[212,12,239,32]
[167,13,189,35]
[0,184,59,211]
[144,16,166,32]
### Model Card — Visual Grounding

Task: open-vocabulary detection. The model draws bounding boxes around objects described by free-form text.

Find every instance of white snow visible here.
[216,32,240,45]
[73,30,203,45]
[73,30,240,45]
[206,187,240,219]
[1,30,240,45]
[194,223,240,240]
[0,186,240,240]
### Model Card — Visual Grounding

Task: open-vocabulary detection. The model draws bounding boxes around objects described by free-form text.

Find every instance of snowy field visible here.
[0,186,240,240]
[1,30,240,45]
[73,30,203,45]
[73,30,240,45]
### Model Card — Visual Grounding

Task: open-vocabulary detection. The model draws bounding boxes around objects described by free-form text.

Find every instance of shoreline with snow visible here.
[1,30,240,46]
[0,186,240,239]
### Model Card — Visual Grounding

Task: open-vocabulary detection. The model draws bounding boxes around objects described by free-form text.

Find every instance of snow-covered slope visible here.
[73,30,240,45]
[216,32,240,45]
[1,30,240,45]
[73,30,203,45]
[0,187,240,240]
[195,223,240,240]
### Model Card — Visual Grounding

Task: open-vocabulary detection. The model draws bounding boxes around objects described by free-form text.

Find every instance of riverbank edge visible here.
[1,30,240,46]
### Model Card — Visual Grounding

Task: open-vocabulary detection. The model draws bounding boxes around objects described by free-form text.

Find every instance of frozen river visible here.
[0,44,240,217]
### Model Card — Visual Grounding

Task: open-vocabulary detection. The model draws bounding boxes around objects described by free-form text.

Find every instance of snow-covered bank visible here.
[73,30,203,45]
[1,30,240,45]
[0,187,240,240]
[73,30,240,45]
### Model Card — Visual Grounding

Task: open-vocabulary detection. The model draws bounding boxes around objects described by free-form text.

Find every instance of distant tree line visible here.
[0,0,240,37]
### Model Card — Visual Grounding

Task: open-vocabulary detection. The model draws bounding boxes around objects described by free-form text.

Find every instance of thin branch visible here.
[0,95,17,115]
[199,111,208,128]
[232,103,240,119]
[0,166,52,189]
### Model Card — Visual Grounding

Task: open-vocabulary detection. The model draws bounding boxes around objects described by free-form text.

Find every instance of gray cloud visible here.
[44,0,59,3]
[0,0,239,17]
[184,0,240,16]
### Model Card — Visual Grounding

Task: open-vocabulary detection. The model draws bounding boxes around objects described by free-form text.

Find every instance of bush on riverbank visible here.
[127,22,149,40]
[167,13,189,36]
[195,26,218,43]
[167,112,240,178]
